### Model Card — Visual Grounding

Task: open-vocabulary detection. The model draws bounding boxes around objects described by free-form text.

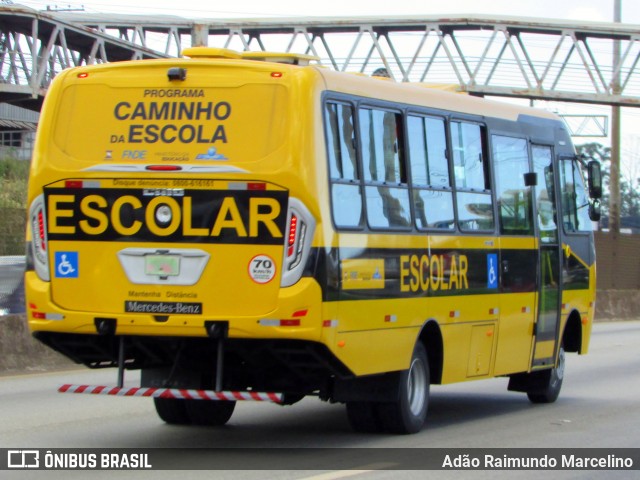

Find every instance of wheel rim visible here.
[556,347,566,381]
[407,357,427,416]
[549,346,565,389]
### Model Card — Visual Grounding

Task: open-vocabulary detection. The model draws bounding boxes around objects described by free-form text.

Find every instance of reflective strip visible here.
[228,182,267,191]
[258,319,300,327]
[58,384,283,403]
[83,164,247,173]
[65,180,100,189]
[259,319,280,326]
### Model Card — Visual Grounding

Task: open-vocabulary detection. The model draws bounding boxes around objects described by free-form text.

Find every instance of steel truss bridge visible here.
[1,4,639,119]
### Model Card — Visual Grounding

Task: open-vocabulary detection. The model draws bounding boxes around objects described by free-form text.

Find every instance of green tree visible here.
[0,156,29,255]
[576,142,640,230]
[0,156,29,209]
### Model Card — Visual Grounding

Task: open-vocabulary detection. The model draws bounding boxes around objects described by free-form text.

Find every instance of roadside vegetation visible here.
[0,156,29,255]
[0,156,28,209]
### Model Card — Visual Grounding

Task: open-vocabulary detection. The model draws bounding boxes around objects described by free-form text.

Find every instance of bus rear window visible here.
[52,82,289,164]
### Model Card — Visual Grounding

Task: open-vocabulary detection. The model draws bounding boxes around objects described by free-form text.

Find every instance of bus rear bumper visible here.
[25,272,326,342]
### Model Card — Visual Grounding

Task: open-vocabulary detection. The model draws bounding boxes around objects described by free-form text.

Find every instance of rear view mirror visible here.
[589,200,601,222]
[523,172,537,187]
[587,160,602,199]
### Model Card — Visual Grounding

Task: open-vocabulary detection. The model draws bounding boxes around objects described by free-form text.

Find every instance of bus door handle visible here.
[502,260,509,274]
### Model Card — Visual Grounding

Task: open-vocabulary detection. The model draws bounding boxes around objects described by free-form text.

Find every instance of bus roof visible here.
[315,66,561,123]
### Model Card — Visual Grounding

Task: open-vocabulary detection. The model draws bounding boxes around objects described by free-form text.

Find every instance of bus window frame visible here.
[450,117,495,234]
[324,101,359,182]
[404,110,456,232]
[491,132,535,237]
[558,156,593,237]
[323,97,366,232]
[529,143,559,244]
[357,102,412,232]
[322,92,501,236]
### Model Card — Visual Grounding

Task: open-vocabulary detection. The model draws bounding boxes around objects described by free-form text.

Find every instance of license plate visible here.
[145,254,180,277]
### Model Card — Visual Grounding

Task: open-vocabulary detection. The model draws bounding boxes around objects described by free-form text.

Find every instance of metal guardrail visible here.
[0,255,25,315]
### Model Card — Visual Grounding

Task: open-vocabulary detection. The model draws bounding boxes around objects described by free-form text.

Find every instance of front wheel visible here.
[527,346,565,404]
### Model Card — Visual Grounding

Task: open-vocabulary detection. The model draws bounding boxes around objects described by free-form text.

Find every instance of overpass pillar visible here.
[192,24,209,47]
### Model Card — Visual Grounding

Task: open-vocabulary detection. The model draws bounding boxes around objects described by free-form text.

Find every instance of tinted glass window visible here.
[360,108,410,230]
[457,192,494,231]
[407,115,453,231]
[325,102,358,181]
[532,145,558,244]
[414,190,455,230]
[332,184,363,228]
[493,135,533,235]
[360,109,404,184]
[366,186,412,228]
[407,115,449,188]
[326,102,362,229]
[560,159,592,232]
[451,122,486,190]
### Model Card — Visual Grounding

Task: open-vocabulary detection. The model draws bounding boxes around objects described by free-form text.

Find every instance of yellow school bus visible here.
[25,47,602,433]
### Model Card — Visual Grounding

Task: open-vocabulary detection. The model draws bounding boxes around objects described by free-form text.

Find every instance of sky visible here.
[12,0,640,23]
[11,0,640,158]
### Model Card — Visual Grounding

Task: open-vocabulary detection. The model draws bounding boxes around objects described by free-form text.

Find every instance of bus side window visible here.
[325,102,363,229]
[407,115,454,230]
[451,121,494,231]
[559,159,592,232]
[532,146,558,244]
[359,108,411,229]
[493,135,533,235]
[451,121,487,190]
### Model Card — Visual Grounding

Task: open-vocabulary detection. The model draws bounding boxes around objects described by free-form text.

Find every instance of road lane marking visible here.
[298,463,398,480]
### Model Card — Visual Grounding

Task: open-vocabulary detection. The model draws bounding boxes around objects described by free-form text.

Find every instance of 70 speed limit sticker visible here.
[248,254,277,284]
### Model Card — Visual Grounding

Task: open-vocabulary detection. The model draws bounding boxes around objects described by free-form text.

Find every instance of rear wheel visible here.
[346,401,382,433]
[185,400,236,426]
[346,343,430,434]
[527,346,565,404]
[378,343,430,434]
[153,398,190,425]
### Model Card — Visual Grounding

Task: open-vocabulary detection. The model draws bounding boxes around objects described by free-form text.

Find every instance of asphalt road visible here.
[1,321,639,479]
[0,256,25,315]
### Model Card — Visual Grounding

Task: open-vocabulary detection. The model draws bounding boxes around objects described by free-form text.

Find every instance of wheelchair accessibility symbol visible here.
[54,252,78,278]
[487,253,498,289]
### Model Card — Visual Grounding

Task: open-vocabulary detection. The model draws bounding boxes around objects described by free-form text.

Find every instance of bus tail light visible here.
[287,214,298,256]
[281,198,315,287]
[29,194,50,281]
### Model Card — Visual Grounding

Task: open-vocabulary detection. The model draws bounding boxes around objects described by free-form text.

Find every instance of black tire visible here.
[346,401,382,433]
[377,343,430,434]
[527,346,565,404]
[185,400,236,426]
[153,397,191,425]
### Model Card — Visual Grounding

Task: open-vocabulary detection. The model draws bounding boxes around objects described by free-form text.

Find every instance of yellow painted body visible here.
[25,49,596,387]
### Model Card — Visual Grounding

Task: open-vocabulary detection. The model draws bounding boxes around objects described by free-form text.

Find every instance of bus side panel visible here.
[493,237,538,377]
